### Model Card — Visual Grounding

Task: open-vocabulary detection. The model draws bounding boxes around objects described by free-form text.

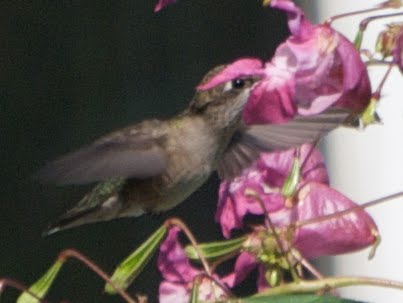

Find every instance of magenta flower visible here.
[220,183,378,290]
[158,227,226,303]
[154,0,177,12]
[216,144,328,238]
[242,0,371,125]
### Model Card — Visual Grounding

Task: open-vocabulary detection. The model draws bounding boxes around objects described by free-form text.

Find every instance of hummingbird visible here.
[36,62,349,235]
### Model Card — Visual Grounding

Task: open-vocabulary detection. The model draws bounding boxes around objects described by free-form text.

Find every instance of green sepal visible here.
[105,225,168,294]
[185,236,247,263]
[189,279,200,303]
[354,30,364,50]
[359,97,379,127]
[281,157,300,198]
[17,260,63,303]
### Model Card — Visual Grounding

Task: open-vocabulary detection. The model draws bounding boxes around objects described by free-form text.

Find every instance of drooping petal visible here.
[271,182,379,259]
[158,227,227,303]
[158,227,199,283]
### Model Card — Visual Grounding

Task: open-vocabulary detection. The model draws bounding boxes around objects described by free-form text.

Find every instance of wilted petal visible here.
[216,144,328,238]
[271,182,378,259]
[154,0,177,12]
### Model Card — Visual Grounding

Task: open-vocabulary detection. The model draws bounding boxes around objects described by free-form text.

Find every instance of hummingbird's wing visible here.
[35,120,168,185]
[218,108,350,179]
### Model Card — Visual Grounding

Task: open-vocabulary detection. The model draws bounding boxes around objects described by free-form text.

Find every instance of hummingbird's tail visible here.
[43,178,143,235]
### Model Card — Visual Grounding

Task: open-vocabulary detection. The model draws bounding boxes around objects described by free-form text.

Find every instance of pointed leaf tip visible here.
[17,260,63,303]
[105,225,167,294]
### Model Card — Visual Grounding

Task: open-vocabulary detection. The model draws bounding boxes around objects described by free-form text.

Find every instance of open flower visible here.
[242,0,371,125]
[221,182,378,289]
[216,144,328,238]
[158,227,227,303]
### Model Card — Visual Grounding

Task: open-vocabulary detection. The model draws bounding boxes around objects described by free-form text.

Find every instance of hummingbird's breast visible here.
[121,116,223,214]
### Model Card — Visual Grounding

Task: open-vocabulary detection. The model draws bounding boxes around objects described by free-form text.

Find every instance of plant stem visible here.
[254,276,403,297]
[59,249,136,303]
[165,218,212,276]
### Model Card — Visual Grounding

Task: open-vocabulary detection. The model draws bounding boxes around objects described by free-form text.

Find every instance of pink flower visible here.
[216,144,328,238]
[242,0,371,125]
[221,183,378,289]
[158,227,226,303]
[154,0,177,12]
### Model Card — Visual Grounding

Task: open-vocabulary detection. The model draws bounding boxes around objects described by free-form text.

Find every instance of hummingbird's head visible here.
[188,58,264,128]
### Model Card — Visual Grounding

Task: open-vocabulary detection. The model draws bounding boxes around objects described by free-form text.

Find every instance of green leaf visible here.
[105,225,167,294]
[185,236,246,263]
[17,260,63,303]
[240,294,363,303]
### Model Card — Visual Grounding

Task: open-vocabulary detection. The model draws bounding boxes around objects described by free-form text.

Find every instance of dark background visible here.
[1,0,288,301]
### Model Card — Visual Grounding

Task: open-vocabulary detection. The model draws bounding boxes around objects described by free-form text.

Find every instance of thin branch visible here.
[164,218,212,276]
[59,249,136,303]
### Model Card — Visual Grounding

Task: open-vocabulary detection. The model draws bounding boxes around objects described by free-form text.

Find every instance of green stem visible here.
[325,6,388,25]
[254,276,403,297]
[165,218,212,276]
[294,191,403,229]
[59,249,136,303]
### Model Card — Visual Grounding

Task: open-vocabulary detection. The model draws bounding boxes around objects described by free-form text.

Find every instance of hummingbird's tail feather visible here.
[43,178,144,235]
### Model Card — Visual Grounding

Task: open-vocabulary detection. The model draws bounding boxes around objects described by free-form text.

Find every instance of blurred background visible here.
[0,0,289,302]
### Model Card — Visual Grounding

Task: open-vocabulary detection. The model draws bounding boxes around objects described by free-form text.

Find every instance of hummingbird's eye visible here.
[231,78,245,89]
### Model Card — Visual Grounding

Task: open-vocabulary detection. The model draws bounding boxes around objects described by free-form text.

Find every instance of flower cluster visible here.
[157,0,381,302]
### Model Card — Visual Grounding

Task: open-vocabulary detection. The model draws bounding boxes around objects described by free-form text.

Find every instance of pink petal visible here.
[242,64,296,124]
[271,183,378,259]
[158,227,199,283]
[222,252,259,288]
[159,281,189,303]
[393,31,403,72]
